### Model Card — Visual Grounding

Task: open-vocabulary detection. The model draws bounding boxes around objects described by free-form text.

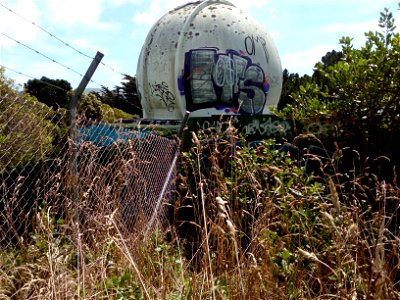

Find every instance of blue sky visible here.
[1,0,399,90]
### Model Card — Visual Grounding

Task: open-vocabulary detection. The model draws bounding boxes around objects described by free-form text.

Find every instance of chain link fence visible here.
[72,121,180,236]
[0,94,180,248]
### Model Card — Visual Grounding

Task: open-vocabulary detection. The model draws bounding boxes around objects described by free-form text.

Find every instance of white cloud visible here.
[132,10,161,26]
[72,39,103,55]
[230,0,272,11]
[268,30,282,40]
[132,0,189,25]
[107,0,145,6]
[43,0,112,29]
[131,0,275,26]
[0,0,41,48]
[283,0,392,3]
[281,44,339,75]
[91,57,127,87]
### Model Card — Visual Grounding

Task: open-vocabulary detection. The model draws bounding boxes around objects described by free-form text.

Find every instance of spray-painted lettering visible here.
[180,48,270,115]
[149,81,176,112]
[194,116,241,133]
[242,118,291,136]
[244,35,269,62]
[303,120,336,136]
[194,116,291,138]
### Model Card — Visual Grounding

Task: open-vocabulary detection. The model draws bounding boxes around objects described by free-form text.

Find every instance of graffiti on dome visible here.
[149,81,176,112]
[178,47,270,115]
[244,35,269,62]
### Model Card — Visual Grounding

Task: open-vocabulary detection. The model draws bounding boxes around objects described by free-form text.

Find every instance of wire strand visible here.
[1,32,83,77]
[0,2,127,77]
[1,64,72,92]
[1,32,106,88]
[1,64,140,110]
[2,64,142,113]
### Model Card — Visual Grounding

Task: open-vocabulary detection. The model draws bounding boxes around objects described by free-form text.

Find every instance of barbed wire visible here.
[0,64,71,92]
[1,32,107,88]
[1,65,140,112]
[1,33,83,77]
[0,2,127,77]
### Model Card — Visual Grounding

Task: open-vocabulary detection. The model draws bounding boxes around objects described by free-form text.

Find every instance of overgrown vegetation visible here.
[0,70,67,170]
[277,6,400,171]
[1,4,400,300]
[0,127,399,299]
[22,71,139,121]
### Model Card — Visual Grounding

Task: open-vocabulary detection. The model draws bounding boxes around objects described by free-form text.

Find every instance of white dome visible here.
[136,0,282,120]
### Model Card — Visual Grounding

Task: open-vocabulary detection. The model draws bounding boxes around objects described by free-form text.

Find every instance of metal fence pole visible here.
[145,111,190,235]
[68,51,103,297]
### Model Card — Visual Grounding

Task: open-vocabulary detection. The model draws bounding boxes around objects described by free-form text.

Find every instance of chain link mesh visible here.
[73,121,179,236]
[0,94,180,248]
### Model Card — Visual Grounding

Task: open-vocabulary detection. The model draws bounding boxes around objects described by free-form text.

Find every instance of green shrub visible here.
[278,5,400,171]
[0,68,67,170]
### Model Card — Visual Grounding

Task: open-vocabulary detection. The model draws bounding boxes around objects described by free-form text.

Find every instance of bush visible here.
[278,5,400,174]
[0,68,67,170]
[79,92,134,122]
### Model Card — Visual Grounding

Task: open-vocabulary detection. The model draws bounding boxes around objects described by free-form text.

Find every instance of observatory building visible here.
[136,0,282,120]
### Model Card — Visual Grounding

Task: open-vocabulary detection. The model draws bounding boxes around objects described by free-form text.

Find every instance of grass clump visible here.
[1,123,399,299]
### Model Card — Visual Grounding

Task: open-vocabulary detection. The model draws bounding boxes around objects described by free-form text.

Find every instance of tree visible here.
[314,50,344,73]
[79,92,103,121]
[278,5,400,169]
[278,69,312,110]
[78,92,135,122]
[312,50,344,91]
[93,75,142,117]
[279,51,343,111]
[0,68,65,169]
[24,76,72,109]
[120,74,142,117]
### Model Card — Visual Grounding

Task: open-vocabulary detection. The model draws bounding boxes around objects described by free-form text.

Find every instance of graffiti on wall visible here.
[149,81,176,112]
[189,115,292,140]
[242,117,291,137]
[304,122,336,136]
[178,47,270,115]
[302,117,338,137]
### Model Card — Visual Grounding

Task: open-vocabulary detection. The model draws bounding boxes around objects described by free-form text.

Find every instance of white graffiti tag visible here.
[242,118,291,136]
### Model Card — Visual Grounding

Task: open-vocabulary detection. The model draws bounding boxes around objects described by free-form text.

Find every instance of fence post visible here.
[69,50,104,209]
[145,111,191,235]
[68,51,103,298]
[69,51,104,129]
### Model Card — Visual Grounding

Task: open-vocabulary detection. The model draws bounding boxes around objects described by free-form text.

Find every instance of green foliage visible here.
[175,125,400,298]
[0,68,67,170]
[105,270,143,299]
[279,51,342,111]
[24,76,72,109]
[312,49,344,89]
[1,120,399,299]
[279,69,312,110]
[94,75,142,117]
[278,5,400,165]
[0,67,19,97]
[79,92,135,122]
[79,92,103,120]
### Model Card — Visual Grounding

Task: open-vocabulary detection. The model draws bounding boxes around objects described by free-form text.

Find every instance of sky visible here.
[0,0,399,90]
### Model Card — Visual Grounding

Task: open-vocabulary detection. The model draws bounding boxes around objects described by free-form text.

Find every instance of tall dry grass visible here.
[1,124,400,299]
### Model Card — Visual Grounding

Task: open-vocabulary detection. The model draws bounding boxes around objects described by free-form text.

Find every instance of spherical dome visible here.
[136,0,282,120]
